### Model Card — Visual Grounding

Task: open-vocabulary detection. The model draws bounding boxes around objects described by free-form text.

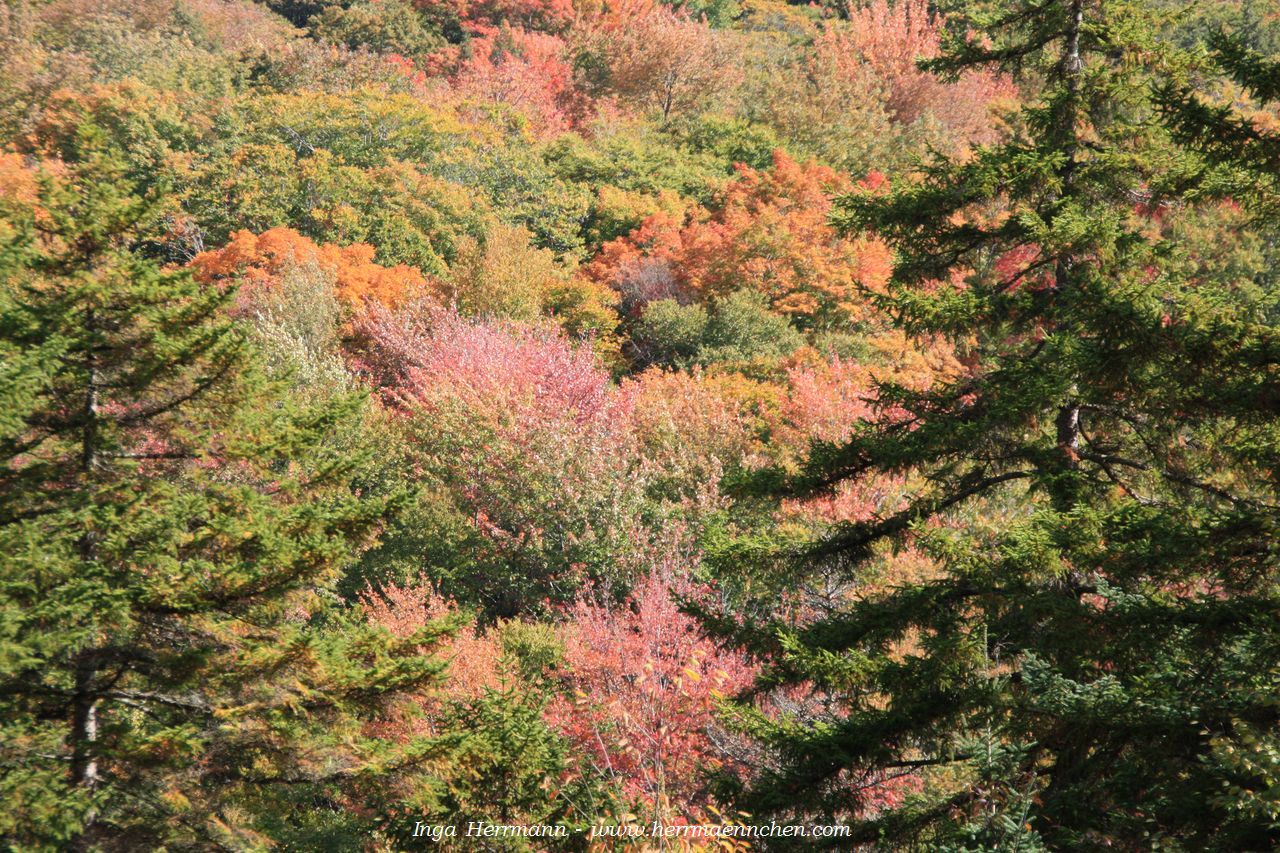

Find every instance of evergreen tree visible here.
[713,1,1280,847]
[1152,29,1280,838]
[0,144,455,849]
[1158,30,1280,211]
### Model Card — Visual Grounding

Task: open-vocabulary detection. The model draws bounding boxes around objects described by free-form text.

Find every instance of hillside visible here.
[2,0,1280,849]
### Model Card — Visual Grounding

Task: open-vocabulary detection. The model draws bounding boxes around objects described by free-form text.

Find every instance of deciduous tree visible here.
[354,306,647,616]
[551,556,756,820]
[586,153,893,330]
[593,6,738,124]
[190,225,438,311]
[817,0,1014,148]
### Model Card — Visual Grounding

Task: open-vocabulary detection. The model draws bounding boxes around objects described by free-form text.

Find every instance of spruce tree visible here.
[715,2,1280,847]
[1158,30,1280,210]
[1151,29,1280,839]
[0,143,454,848]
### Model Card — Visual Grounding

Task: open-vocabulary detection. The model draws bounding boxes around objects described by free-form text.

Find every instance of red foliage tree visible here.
[548,553,756,819]
[435,25,588,135]
[0,152,38,207]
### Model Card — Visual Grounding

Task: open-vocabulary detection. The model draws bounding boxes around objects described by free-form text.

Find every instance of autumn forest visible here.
[2,0,1280,849]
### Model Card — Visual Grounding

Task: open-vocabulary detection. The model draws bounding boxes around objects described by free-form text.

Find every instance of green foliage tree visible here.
[441,139,596,259]
[313,0,446,57]
[711,1,1280,848]
[673,114,786,172]
[633,290,803,369]
[1147,30,1280,837]
[544,123,725,203]
[699,289,805,366]
[0,147,455,848]
[632,298,709,367]
[264,0,339,27]
[428,687,611,850]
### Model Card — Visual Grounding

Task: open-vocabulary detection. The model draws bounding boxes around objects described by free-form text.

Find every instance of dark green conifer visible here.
[713,2,1280,847]
[1158,30,1280,210]
[0,142,455,849]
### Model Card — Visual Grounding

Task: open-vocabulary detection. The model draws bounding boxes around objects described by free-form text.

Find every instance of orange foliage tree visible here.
[623,368,756,518]
[584,152,893,329]
[590,5,738,124]
[0,152,38,207]
[190,226,437,312]
[439,25,589,136]
[361,582,501,735]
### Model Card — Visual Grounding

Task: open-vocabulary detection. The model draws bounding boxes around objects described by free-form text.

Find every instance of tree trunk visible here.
[71,308,102,844]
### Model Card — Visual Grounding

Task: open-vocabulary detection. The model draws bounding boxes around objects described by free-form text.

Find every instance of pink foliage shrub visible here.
[776,357,919,528]
[358,303,615,427]
[353,305,646,613]
[781,356,878,446]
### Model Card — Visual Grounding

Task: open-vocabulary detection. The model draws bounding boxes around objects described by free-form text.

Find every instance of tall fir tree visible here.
[1158,29,1280,210]
[0,142,457,849]
[711,1,1280,847]
[1151,28,1280,840]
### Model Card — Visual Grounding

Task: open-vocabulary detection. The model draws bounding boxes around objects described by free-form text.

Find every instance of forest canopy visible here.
[2,0,1280,849]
